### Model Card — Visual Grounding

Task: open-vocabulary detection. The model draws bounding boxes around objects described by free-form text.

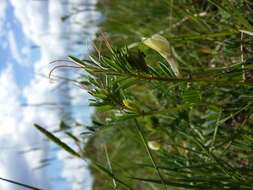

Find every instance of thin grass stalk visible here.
[134,119,168,190]
[0,177,42,190]
[240,32,245,81]
[104,144,118,189]
[99,70,253,86]
[212,110,222,147]
[34,124,133,190]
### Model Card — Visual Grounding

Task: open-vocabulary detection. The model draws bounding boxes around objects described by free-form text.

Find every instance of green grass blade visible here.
[34,124,80,158]
[134,119,167,190]
[104,144,118,189]
[92,161,133,190]
[0,177,42,190]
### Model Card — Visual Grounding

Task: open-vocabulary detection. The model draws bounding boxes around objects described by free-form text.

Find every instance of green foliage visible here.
[34,0,253,189]
[34,124,81,158]
[85,0,253,189]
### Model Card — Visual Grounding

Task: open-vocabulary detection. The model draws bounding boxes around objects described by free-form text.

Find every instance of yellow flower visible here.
[143,34,182,78]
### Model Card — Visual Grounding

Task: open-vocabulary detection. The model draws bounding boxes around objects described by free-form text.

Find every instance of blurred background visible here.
[0,0,101,189]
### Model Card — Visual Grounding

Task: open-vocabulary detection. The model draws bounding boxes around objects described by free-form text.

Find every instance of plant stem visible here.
[98,70,253,86]
[134,119,168,190]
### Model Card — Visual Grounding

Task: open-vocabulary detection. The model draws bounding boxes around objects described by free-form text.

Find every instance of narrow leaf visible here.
[34,124,80,158]
[0,177,42,190]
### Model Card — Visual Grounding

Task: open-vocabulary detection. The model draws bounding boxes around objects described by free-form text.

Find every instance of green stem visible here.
[97,70,253,86]
[0,177,42,190]
[134,119,168,190]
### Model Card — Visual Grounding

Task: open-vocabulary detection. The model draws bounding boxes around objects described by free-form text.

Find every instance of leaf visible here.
[96,105,115,112]
[0,177,42,190]
[34,124,80,158]
[65,131,80,143]
[159,61,174,77]
[115,77,138,91]
[68,55,86,67]
[182,88,201,105]
[122,99,138,111]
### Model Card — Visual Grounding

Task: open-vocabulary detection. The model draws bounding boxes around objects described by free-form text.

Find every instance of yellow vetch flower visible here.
[143,34,182,78]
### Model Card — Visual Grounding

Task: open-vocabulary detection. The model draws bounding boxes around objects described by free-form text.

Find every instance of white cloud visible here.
[0,0,7,18]
[0,66,21,139]
[0,0,101,189]
[0,66,51,190]
[0,0,7,23]
[7,30,23,65]
[0,0,7,38]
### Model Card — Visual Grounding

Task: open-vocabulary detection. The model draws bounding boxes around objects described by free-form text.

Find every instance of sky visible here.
[0,0,101,189]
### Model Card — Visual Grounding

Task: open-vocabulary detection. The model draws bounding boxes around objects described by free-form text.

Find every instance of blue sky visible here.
[0,0,101,189]
[0,0,34,87]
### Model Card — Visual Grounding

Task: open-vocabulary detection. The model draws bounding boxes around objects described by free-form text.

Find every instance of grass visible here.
[0,177,42,190]
[34,0,253,189]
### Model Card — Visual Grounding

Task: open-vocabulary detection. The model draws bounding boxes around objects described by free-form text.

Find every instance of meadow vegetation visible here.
[36,0,253,189]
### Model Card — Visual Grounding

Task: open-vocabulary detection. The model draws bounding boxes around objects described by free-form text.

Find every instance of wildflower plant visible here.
[35,0,253,190]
